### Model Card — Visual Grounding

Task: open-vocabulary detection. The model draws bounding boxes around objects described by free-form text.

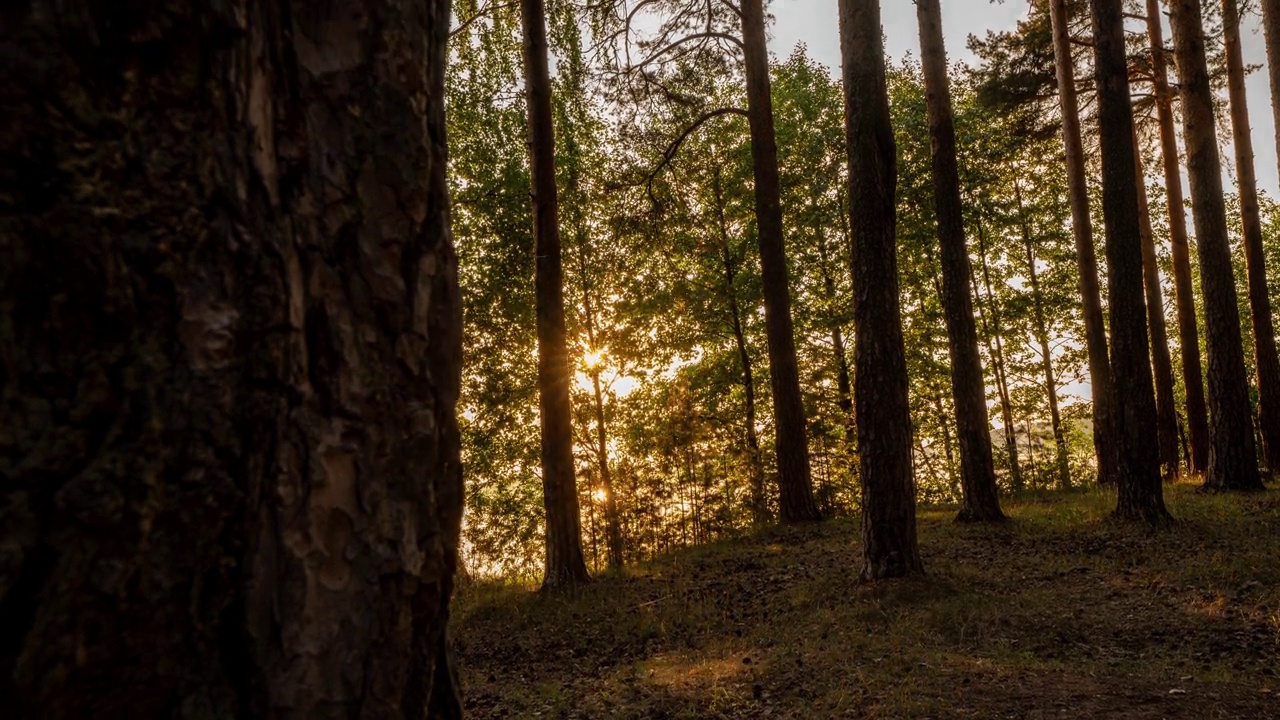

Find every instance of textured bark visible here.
[1168,0,1265,492]
[839,0,924,580]
[1048,0,1118,487]
[1015,183,1072,491]
[974,219,1024,490]
[1145,0,1211,475]
[739,0,822,523]
[522,0,591,586]
[1089,0,1172,523]
[0,1,464,717]
[1133,142,1183,480]
[916,0,1005,522]
[1223,0,1280,475]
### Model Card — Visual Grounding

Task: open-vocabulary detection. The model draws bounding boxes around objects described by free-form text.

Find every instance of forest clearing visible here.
[458,486,1280,718]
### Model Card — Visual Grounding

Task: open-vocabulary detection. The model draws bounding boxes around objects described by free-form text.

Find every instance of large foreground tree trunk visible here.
[0,1,464,716]
[1133,143,1182,480]
[1145,0,1211,475]
[839,0,924,580]
[739,0,822,523]
[916,0,1005,523]
[1223,0,1280,474]
[1048,0,1118,487]
[1088,0,1172,523]
[1168,0,1265,492]
[522,0,592,586]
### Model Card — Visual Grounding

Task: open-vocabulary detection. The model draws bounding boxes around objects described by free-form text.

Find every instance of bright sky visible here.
[768,0,1280,197]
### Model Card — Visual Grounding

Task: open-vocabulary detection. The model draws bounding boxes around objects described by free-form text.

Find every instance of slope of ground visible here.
[453,485,1280,718]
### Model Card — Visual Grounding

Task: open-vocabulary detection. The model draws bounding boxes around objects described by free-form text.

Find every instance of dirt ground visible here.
[454,485,1280,718]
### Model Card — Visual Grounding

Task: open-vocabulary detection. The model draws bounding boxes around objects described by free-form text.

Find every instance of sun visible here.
[591,488,608,503]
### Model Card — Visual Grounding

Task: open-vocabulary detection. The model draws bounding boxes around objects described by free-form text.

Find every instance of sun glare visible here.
[591,488,608,503]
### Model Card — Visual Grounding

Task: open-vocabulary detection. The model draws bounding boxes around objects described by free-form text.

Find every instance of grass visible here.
[453,483,1280,718]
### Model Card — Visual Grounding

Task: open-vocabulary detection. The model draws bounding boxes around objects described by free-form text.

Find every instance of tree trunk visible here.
[522,0,591,586]
[974,217,1025,490]
[1223,0,1280,475]
[839,0,924,580]
[0,1,464,716]
[1048,0,1118,487]
[739,0,822,522]
[1015,182,1073,491]
[1133,140,1183,480]
[716,171,770,524]
[575,244,623,570]
[1146,0,1211,474]
[816,227,858,460]
[916,0,1006,523]
[1088,0,1172,523]
[1168,0,1266,492]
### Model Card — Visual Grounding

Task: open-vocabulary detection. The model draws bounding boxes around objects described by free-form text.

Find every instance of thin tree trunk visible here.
[839,0,924,580]
[590,371,623,568]
[1015,182,1073,491]
[974,216,1025,490]
[1088,0,1172,523]
[1168,0,1265,492]
[0,1,464,715]
[816,228,858,460]
[1133,139,1183,480]
[740,0,822,522]
[715,170,770,524]
[576,247,624,569]
[522,0,591,586]
[1048,0,1118,487]
[916,0,1006,522]
[1146,0,1211,474]
[1223,0,1280,474]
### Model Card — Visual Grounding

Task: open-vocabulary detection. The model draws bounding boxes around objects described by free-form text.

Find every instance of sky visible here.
[767,0,1280,198]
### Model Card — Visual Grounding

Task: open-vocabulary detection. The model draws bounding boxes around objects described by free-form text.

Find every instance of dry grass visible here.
[454,483,1280,718]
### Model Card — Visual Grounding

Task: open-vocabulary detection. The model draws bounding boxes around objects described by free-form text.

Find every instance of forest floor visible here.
[453,483,1280,718]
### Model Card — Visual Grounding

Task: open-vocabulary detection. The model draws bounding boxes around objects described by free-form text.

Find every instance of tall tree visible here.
[1088,0,1171,521]
[1133,143,1182,480]
[1168,0,1265,491]
[739,0,824,522]
[840,0,924,578]
[1222,0,1280,473]
[1014,181,1072,490]
[1,0,463,715]
[522,0,592,585]
[915,0,1005,521]
[1047,0,1118,486]
[1145,0,1211,475]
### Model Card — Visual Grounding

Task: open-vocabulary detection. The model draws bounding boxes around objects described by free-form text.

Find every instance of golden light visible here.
[583,347,606,371]
[592,488,608,503]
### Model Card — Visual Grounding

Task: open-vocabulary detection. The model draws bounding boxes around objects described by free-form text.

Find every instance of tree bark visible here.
[739,0,822,522]
[916,0,1006,522]
[1145,0,1211,475]
[1,1,464,716]
[522,0,592,586]
[1048,0,1118,487]
[1133,140,1183,480]
[1015,182,1073,491]
[1223,0,1280,475]
[839,0,924,580]
[1168,0,1266,492]
[1088,0,1172,522]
